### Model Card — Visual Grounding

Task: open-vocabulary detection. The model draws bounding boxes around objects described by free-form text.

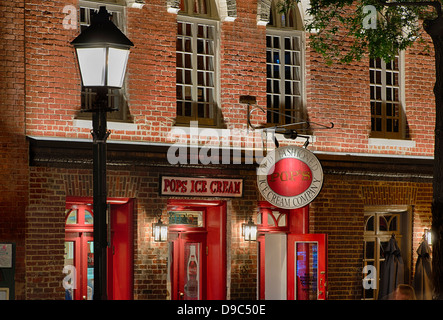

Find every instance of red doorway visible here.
[64,197,134,300]
[167,200,226,300]
[257,203,328,300]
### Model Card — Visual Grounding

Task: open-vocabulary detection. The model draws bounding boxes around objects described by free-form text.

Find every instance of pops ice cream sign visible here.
[257,146,323,209]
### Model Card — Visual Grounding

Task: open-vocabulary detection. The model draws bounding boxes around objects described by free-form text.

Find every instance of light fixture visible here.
[71,6,134,89]
[153,218,168,242]
[425,228,432,245]
[71,6,133,300]
[242,217,258,241]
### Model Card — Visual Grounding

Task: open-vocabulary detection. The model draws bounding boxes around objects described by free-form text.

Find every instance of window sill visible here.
[368,138,416,148]
[73,119,137,131]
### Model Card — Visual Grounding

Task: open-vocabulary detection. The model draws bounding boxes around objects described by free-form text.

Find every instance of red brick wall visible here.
[22,0,437,157]
[311,176,433,300]
[24,0,80,138]
[125,2,177,142]
[219,3,267,130]
[27,168,66,299]
[0,0,27,300]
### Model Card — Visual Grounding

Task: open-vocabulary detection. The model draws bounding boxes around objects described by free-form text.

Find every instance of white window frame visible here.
[369,52,406,139]
[266,28,306,128]
[176,14,220,127]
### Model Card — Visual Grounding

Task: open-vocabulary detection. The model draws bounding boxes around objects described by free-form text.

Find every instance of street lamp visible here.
[71,6,133,300]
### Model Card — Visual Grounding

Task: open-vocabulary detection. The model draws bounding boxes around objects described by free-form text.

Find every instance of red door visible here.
[169,232,207,300]
[287,234,327,300]
[107,201,134,300]
[167,200,226,300]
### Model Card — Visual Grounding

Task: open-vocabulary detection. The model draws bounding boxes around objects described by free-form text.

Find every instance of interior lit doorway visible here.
[166,200,226,300]
[257,203,328,300]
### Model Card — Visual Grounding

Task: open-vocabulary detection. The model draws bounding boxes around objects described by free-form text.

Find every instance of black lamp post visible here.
[71,6,133,300]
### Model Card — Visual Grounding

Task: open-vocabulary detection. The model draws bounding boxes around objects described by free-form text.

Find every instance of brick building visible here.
[0,0,435,300]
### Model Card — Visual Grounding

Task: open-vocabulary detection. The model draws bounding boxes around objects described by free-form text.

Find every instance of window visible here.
[362,206,411,300]
[369,55,404,139]
[77,1,130,122]
[176,0,219,126]
[266,1,305,129]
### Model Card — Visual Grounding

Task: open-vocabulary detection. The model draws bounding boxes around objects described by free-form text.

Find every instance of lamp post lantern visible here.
[71,6,133,300]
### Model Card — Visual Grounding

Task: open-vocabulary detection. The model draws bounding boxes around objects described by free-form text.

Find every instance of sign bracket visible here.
[240,95,334,149]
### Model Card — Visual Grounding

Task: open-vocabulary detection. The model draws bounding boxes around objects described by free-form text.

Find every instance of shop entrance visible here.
[64,197,133,300]
[257,204,327,300]
[168,232,207,300]
[167,200,226,300]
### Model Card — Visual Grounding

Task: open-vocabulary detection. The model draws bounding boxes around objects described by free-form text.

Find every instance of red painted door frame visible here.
[167,200,226,300]
[65,197,134,300]
[257,203,327,300]
[258,203,309,299]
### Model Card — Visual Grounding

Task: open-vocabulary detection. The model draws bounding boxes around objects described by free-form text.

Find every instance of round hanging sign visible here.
[257,146,323,209]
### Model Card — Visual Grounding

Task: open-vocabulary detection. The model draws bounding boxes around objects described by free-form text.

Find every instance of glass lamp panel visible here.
[84,210,93,224]
[243,223,257,241]
[153,223,168,242]
[76,47,106,86]
[107,47,129,88]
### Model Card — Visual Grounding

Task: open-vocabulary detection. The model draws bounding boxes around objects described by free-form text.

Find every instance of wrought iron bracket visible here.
[240,95,334,148]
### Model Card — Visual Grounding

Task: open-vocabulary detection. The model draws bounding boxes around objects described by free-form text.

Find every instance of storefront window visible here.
[169,211,204,227]
[66,209,78,224]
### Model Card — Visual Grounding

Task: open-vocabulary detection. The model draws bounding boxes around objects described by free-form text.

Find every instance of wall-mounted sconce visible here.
[153,217,168,242]
[242,217,257,241]
[425,228,432,245]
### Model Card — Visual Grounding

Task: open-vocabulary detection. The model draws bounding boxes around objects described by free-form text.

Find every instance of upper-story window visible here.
[266,1,305,129]
[369,55,405,139]
[78,1,130,122]
[176,0,219,127]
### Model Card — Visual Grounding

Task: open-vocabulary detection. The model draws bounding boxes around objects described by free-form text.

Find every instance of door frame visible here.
[167,199,226,300]
[257,203,328,300]
[65,197,134,300]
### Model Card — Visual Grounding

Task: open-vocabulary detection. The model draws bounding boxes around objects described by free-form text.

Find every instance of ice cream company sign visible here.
[257,146,323,209]
[161,176,243,198]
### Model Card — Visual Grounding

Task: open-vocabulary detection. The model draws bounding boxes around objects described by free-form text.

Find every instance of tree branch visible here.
[377,0,442,17]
